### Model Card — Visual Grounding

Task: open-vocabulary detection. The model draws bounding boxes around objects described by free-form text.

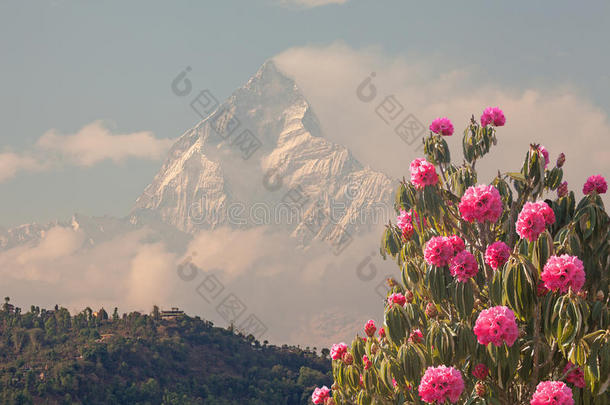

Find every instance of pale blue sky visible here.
[1,0,609,227]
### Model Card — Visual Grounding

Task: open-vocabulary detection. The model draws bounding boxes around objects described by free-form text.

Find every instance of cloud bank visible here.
[0,121,174,182]
[273,43,610,200]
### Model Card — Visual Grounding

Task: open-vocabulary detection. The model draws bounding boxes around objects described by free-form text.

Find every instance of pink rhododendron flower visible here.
[472,363,489,380]
[541,255,585,293]
[473,306,519,347]
[449,250,479,282]
[516,202,548,242]
[364,319,376,337]
[387,293,406,307]
[424,236,454,267]
[418,366,465,403]
[429,117,454,136]
[330,343,347,360]
[311,386,331,404]
[480,107,506,127]
[537,145,550,168]
[530,381,573,405]
[409,329,424,343]
[563,362,585,388]
[447,235,465,255]
[363,355,372,370]
[485,241,511,270]
[410,158,439,189]
[379,327,386,338]
[397,209,423,239]
[458,185,503,223]
[583,174,607,195]
[534,201,555,226]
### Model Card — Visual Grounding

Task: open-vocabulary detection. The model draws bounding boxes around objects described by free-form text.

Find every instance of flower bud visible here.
[556,152,565,168]
[371,343,379,354]
[405,290,414,303]
[425,302,438,318]
[331,383,338,391]
[386,278,397,288]
[325,398,336,405]
[363,354,372,370]
[342,352,353,365]
[379,327,386,338]
[557,181,568,198]
[536,281,548,297]
[475,381,487,397]
[364,319,376,337]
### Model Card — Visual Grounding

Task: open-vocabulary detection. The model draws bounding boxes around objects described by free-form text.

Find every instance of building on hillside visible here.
[160,307,184,319]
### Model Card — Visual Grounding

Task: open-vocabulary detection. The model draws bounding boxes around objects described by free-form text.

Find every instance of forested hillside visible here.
[0,299,331,404]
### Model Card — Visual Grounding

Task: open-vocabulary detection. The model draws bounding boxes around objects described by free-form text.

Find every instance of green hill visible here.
[0,299,331,405]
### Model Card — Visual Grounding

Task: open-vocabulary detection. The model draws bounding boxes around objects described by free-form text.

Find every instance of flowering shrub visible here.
[315,108,610,404]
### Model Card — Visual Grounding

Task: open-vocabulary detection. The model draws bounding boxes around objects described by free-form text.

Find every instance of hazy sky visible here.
[1,0,610,227]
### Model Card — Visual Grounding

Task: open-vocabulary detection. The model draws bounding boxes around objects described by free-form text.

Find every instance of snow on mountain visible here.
[131,60,394,246]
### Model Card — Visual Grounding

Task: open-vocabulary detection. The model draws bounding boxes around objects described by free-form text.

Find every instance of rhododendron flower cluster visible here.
[449,250,479,282]
[364,319,376,337]
[429,117,454,136]
[410,158,439,189]
[530,381,574,405]
[418,366,465,404]
[387,293,406,307]
[582,174,607,195]
[424,235,465,267]
[397,209,423,239]
[409,329,423,343]
[330,343,347,360]
[311,386,331,404]
[516,201,555,242]
[563,362,585,388]
[480,107,506,127]
[472,363,489,380]
[537,145,550,168]
[540,254,585,293]
[473,306,519,347]
[458,185,503,223]
[484,241,511,270]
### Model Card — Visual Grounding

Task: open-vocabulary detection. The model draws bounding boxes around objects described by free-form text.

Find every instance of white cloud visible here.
[36,121,174,166]
[273,43,610,200]
[0,152,45,182]
[278,0,349,8]
[0,121,174,182]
